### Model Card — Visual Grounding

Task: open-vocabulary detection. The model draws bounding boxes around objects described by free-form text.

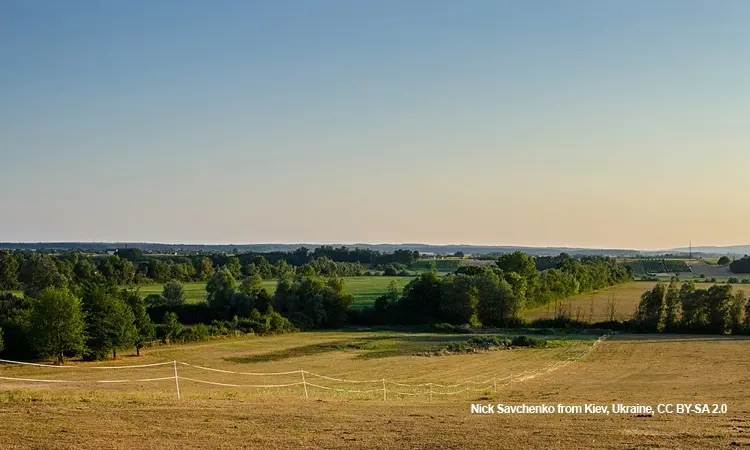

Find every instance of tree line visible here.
[356,252,633,327]
[635,280,749,334]
[0,249,409,295]
[0,250,633,364]
[0,281,296,364]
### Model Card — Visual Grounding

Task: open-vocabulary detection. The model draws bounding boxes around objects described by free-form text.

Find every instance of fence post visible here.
[382,379,386,401]
[493,377,497,393]
[173,360,181,400]
[429,383,432,402]
[301,370,308,399]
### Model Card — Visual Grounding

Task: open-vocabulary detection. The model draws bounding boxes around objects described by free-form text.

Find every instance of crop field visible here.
[1,332,749,449]
[135,276,416,309]
[525,281,750,322]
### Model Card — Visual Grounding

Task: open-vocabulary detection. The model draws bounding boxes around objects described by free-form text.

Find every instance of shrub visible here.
[433,323,472,334]
[510,335,549,348]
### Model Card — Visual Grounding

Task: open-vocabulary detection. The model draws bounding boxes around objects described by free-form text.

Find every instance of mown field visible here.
[525,281,750,322]
[135,276,416,309]
[1,331,749,449]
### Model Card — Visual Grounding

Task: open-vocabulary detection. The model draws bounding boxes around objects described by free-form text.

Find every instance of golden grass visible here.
[2,333,750,449]
[525,282,750,322]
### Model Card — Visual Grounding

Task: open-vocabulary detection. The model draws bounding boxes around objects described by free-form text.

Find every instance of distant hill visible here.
[0,241,647,257]
[1,242,743,257]
[668,245,750,256]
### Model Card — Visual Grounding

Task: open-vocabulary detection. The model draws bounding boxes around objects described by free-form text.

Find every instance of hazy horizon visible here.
[3,1,749,249]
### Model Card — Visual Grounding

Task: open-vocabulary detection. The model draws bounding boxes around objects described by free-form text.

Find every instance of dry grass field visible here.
[525,281,750,322]
[2,331,750,449]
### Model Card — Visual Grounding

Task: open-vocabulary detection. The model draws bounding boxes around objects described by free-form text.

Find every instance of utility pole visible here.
[689,241,692,259]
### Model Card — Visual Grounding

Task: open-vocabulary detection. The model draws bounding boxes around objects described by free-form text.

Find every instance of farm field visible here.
[525,281,750,322]
[134,276,416,309]
[1,332,749,449]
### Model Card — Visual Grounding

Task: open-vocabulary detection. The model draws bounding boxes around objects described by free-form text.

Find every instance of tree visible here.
[0,250,20,290]
[82,285,137,360]
[20,253,68,298]
[122,290,155,356]
[439,274,478,325]
[718,256,731,266]
[28,288,86,365]
[206,268,237,317]
[635,283,667,332]
[0,326,4,353]
[664,280,681,331]
[475,271,519,327]
[195,257,215,281]
[398,272,443,324]
[240,274,264,295]
[161,312,183,344]
[225,257,242,279]
[162,281,186,306]
[729,290,747,334]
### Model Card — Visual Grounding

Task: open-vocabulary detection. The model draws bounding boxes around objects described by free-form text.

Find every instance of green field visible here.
[135,276,416,309]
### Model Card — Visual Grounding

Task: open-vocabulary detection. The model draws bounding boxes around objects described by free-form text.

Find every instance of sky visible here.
[1,1,749,250]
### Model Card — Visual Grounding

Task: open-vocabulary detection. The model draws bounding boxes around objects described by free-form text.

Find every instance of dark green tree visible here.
[635,283,667,332]
[82,285,137,360]
[439,273,478,325]
[29,288,86,365]
[162,281,186,306]
[20,253,68,298]
[0,250,20,290]
[122,290,155,356]
[161,312,183,344]
[664,280,681,331]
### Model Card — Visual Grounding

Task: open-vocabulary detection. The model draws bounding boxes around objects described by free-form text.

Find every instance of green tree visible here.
[439,274,478,325]
[82,285,137,360]
[240,274,264,295]
[29,288,86,365]
[122,290,155,356]
[703,284,734,334]
[206,268,238,316]
[0,250,20,290]
[475,271,518,327]
[20,253,68,298]
[0,326,4,353]
[161,312,183,344]
[225,256,242,279]
[636,283,667,332]
[195,257,214,281]
[729,290,747,334]
[162,281,186,306]
[664,280,681,331]
[718,256,731,266]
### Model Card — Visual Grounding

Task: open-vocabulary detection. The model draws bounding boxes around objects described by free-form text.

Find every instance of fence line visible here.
[0,334,610,400]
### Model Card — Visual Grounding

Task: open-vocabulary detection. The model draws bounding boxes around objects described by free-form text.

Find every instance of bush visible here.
[433,323,473,334]
[742,279,750,284]
[444,336,511,353]
[728,277,740,284]
[510,335,549,348]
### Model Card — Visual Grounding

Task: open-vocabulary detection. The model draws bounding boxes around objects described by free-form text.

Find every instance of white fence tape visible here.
[0,334,610,400]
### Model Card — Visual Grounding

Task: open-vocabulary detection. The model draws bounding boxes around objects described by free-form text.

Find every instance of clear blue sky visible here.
[2,1,749,249]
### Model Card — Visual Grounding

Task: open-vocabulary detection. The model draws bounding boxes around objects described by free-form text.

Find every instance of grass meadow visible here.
[134,276,416,309]
[2,331,750,449]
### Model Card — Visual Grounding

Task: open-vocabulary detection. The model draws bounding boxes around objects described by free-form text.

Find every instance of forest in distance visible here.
[0,247,635,363]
